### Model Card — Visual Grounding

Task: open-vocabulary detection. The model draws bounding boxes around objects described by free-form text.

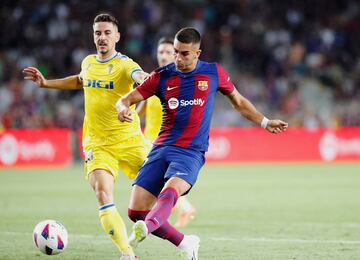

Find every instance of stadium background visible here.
[0,0,359,259]
[1,0,359,130]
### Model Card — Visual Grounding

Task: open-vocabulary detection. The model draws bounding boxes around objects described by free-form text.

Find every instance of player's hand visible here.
[22,67,46,87]
[266,120,288,134]
[116,99,133,122]
[134,71,150,85]
[118,108,133,122]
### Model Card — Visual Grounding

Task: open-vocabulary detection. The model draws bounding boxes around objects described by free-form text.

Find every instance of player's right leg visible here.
[127,184,156,247]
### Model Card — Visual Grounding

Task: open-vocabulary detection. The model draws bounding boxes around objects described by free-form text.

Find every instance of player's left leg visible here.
[141,146,204,235]
[129,182,187,246]
[127,147,185,248]
[131,177,200,259]
[130,146,204,259]
[145,177,190,233]
[88,169,135,258]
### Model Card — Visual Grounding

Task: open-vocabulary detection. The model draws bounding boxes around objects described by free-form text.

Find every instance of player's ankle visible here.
[178,235,190,250]
[121,247,135,256]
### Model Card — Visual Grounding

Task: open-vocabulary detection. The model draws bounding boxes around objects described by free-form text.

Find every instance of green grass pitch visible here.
[1,163,360,259]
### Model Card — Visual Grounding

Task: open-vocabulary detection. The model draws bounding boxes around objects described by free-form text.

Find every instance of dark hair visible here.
[175,27,201,45]
[158,37,174,46]
[93,13,119,29]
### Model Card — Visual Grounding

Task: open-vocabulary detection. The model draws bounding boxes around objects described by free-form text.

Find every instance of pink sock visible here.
[145,187,179,233]
[128,208,184,246]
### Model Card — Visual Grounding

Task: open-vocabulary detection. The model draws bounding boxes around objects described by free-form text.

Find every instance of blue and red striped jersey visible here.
[137,60,235,152]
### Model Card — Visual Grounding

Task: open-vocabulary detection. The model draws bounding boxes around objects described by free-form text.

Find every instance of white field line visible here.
[211,237,360,244]
[3,231,109,244]
[343,223,360,228]
[3,231,360,245]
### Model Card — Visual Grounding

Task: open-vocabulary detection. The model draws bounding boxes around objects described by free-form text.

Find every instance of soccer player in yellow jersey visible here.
[23,14,148,260]
[141,37,197,229]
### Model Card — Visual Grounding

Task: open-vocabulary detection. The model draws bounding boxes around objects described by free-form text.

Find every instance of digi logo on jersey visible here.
[85,79,114,89]
[168,97,205,110]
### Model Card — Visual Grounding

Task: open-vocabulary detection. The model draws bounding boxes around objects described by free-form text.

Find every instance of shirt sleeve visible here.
[124,59,143,82]
[136,70,161,100]
[79,57,87,81]
[216,64,235,95]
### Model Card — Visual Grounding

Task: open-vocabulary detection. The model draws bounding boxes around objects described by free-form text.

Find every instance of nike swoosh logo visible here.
[154,218,160,225]
[175,172,187,176]
[167,86,179,91]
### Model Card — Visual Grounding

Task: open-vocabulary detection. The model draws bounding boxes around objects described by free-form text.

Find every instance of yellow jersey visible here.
[80,52,143,147]
[144,96,163,142]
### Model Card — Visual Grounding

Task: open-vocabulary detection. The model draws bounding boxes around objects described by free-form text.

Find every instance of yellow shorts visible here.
[84,134,151,181]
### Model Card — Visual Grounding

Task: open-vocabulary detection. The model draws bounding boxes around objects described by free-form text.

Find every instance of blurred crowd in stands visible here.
[0,0,359,130]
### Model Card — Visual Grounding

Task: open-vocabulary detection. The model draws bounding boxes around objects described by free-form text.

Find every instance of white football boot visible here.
[178,235,200,260]
[129,220,148,248]
[119,253,138,260]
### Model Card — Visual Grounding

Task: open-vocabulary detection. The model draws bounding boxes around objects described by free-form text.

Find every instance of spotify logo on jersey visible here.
[168,97,179,110]
[168,97,206,110]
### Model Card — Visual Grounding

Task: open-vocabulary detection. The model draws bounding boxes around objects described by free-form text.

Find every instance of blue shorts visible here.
[133,145,205,197]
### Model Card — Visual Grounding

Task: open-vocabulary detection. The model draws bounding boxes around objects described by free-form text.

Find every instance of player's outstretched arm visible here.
[226,89,288,134]
[132,71,150,85]
[116,89,145,123]
[23,67,83,90]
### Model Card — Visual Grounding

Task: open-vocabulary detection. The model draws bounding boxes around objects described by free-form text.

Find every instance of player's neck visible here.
[178,60,199,73]
[97,50,117,61]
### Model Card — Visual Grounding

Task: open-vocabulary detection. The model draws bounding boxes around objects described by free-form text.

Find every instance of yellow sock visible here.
[99,203,134,256]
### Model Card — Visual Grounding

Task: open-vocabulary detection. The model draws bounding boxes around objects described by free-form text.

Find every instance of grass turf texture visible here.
[0,164,359,259]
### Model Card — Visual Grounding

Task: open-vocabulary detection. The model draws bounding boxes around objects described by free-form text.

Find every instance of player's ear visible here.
[195,49,202,58]
[115,32,120,43]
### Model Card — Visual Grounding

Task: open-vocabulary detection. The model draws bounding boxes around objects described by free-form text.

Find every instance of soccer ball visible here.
[33,220,68,255]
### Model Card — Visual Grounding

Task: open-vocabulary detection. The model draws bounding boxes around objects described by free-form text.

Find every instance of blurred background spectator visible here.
[0,0,359,130]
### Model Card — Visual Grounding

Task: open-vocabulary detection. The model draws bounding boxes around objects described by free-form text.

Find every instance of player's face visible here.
[173,39,201,73]
[93,22,120,58]
[157,43,175,67]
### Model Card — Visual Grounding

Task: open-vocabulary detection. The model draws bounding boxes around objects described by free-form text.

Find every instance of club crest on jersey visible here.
[197,80,208,91]
[108,64,113,74]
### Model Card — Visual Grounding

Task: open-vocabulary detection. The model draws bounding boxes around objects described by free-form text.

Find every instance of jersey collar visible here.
[96,52,118,63]
[176,60,201,76]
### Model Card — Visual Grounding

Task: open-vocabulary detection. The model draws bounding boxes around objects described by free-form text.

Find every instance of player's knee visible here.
[94,189,112,205]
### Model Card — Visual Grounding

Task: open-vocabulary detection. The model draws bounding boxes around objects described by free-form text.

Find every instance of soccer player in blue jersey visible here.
[139,37,197,229]
[116,27,288,259]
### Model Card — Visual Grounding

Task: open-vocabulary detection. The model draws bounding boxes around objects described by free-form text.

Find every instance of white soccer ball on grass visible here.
[33,219,68,255]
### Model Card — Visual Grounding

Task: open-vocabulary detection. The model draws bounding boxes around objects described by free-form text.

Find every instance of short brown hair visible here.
[93,13,119,30]
[175,27,201,45]
[158,37,174,46]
